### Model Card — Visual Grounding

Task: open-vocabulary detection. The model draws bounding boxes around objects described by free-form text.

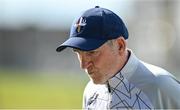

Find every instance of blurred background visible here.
[0,0,180,109]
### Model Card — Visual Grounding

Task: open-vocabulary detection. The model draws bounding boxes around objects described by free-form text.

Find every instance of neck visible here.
[109,49,130,79]
[119,49,130,71]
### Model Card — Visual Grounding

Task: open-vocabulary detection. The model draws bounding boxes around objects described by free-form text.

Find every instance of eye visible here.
[87,50,100,56]
[89,51,96,54]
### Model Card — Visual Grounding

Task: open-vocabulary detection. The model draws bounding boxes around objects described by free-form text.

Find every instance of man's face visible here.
[73,41,120,84]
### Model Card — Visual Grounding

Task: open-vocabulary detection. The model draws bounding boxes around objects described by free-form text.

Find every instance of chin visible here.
[91,79,106,85]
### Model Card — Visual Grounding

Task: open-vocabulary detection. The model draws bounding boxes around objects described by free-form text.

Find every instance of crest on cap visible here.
[74,17,86,33]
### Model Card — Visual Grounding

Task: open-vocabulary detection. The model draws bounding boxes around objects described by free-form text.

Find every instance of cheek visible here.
[93,52,116,71]
[103,56,116,71]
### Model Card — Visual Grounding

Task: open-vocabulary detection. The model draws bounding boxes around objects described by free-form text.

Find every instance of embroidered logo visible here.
[87,93,99,106]
[74,17,86,33]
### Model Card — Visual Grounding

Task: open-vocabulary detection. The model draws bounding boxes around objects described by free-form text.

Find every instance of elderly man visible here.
[56,6,180,109]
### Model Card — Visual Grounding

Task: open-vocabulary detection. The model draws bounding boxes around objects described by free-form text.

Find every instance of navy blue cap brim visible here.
[56,37,107,52]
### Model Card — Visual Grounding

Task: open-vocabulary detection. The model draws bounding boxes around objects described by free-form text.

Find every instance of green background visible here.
[0,70,88,109]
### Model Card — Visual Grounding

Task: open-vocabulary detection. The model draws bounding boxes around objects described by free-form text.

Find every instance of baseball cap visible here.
[56,6,128,52]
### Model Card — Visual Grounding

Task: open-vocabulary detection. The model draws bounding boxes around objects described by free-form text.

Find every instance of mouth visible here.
[85,69,93,74]
[88,71,94,75]
[85,67,97,75]
[85,69,95,75]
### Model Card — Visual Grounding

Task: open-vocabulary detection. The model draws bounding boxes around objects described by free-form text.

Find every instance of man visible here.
[56,6,180,109]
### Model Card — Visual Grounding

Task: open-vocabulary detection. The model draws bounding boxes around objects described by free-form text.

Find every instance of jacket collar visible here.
[108,50,139,88]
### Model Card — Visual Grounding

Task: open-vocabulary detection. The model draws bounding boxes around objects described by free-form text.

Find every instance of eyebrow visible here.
[72,48,84,53]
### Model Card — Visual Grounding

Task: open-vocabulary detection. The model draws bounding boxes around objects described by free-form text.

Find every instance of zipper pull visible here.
[107,81,111,93]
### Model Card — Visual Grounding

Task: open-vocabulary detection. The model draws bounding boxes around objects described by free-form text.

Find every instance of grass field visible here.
[0,70,88,109]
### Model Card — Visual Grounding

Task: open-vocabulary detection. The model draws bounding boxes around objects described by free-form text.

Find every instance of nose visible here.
[78,52,92,69]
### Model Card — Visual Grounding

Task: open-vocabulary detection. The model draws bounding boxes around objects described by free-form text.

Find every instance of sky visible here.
[0,0,134,30]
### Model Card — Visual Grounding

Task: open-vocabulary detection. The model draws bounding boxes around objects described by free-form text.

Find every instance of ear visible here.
[116,37,127,55]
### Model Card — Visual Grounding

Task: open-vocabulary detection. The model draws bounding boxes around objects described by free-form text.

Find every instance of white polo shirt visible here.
[83,50,180,109]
